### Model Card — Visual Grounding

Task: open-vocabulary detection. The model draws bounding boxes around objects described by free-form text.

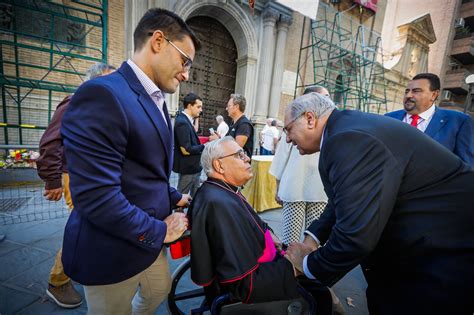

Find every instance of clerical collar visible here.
[207,177,241,193]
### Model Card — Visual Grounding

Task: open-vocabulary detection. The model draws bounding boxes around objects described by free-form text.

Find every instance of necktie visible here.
[410,114,419,128]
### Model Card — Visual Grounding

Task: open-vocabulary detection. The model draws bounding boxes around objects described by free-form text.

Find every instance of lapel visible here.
[392,110,405,121]
[424,107,447,138]
[318,110,340,191]
[181,112,199,143]
[118,62,172,171]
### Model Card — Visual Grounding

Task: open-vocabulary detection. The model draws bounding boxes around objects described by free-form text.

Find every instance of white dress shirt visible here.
[402,104,436,132]
[127,59,168,125]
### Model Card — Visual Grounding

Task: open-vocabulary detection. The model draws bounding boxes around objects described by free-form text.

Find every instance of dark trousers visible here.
[177,172,201,197]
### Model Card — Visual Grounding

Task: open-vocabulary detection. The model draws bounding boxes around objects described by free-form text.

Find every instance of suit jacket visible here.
[173,112,204,175]
[307,110,474,314]
[61,62,182,285]
[385,107,474,165]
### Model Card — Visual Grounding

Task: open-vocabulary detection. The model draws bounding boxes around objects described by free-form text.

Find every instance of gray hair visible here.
[201,136,236,176]
[285,92,337,121]
[85,62,116,81]
[216,115,224,123]
[303,85,327,95]
[230,93,246,112]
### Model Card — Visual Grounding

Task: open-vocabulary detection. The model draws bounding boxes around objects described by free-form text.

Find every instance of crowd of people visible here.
[34,7,473,315]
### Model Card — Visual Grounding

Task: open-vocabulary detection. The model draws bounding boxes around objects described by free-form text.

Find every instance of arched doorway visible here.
[179,16,237,136]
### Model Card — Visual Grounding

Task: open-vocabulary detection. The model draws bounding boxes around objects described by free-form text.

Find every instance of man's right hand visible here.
[208,134,219,141]
[44,187,63,201]
[163,212,188,243]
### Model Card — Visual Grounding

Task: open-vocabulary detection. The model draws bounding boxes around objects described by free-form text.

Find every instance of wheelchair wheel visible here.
[168,257,206,315]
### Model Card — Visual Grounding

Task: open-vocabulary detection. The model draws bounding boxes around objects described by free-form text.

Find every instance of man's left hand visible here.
[176,193,192,207]
[285,242,314,274]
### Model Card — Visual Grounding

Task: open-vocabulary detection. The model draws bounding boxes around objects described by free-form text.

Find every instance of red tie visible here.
[410,114,419,128]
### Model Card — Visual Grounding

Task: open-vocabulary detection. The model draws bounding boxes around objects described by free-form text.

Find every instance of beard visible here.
[403,99,416,112]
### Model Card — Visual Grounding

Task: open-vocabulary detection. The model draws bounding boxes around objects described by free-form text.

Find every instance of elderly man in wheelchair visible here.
[183,136,335,314]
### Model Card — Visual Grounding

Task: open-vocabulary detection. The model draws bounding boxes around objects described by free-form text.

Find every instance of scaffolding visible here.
[295,3,387,113]
[0,0,108,146]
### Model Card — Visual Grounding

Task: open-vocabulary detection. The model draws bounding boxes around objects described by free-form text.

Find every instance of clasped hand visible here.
[163,212,188,243]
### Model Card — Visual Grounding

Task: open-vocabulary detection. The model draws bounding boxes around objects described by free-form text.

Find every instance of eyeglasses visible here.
[218,149,248,161]
[283,113,305,135]
[148,31,193,71]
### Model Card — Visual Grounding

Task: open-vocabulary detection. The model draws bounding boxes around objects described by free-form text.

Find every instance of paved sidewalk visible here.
[0,207,368,315]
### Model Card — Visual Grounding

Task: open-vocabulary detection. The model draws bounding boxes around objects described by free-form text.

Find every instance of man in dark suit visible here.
[61,9,197,314]
[284,93,474,314]
[386,72,473,165]
[173,93,204,196]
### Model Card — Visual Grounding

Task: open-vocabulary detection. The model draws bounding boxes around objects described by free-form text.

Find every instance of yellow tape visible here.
[20,124,36,128]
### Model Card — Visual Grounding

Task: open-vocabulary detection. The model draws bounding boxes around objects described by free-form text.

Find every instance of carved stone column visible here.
[124,0,150,58]
[268,15,292,119]
[236,55,258,116]
[253,8,279,119]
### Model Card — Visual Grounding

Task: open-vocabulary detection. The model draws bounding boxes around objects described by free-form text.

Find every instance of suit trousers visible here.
[177,172,201,197]
[48,173,73,287]
[83,250,171,315]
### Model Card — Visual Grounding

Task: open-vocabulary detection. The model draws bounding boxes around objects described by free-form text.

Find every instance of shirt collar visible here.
[408,104,436,120]
[320,125,326,151]
[127,59,163,99]
[182,110,194,124]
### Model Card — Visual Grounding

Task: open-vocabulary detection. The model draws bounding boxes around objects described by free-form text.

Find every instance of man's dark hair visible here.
[271,120,277,127]
[133,8,200,52]
[230,93,246,112]
[412,73,440,91]
[183,93,201,109]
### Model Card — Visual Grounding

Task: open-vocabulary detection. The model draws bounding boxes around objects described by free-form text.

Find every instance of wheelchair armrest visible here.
[210,293,232,314]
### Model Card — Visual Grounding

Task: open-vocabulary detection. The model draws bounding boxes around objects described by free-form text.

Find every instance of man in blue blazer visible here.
[284,93,474,314]
[386,73,473,165]
[173,93,205,196]
[61,9,197,314]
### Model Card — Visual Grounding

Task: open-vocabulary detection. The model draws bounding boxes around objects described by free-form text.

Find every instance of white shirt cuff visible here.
[304,230,321,246]
[303,255,316,279]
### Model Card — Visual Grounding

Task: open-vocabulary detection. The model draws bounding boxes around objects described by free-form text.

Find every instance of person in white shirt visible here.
[261,120,279,155]
[215,115,229,137]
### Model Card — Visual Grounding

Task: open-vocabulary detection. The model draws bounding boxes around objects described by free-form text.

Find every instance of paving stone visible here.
[15,297,88,315]
[0,240,26,258]
[4,256,55,296]
[5,222,64,245]
[0,220,45,235]
[0,246,52,282]
[0,285,41,315]
[28,232,63,254]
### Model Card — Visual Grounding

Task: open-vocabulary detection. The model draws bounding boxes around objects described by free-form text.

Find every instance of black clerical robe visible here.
[189,178,300,303]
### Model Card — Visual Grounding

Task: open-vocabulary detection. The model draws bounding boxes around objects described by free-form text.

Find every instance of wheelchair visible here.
[167,238,333,315]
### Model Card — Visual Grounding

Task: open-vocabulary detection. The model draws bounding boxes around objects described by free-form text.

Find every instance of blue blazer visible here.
[385,107,474,166]
[61,62,182,285]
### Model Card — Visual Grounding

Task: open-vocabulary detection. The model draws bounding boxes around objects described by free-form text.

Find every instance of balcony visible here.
[460,1,474,29]
[451,36,474,64]
[444,69,470,94]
